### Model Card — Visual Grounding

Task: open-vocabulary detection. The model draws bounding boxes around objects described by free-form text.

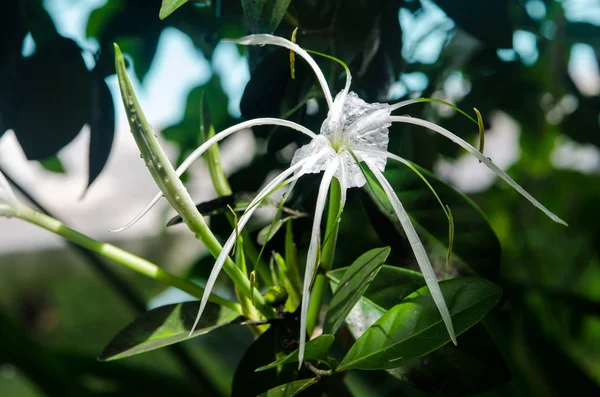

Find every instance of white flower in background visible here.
[0,171,20,217]
[116,34,566,364]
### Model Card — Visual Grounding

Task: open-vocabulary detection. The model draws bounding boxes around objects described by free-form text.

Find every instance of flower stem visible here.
[14,204,241,313]
[113,44,274,319]
[307,178,342,334]
[321,178,342,270]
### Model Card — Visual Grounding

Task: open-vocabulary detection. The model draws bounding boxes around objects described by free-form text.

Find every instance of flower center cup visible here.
[291,91,393,188]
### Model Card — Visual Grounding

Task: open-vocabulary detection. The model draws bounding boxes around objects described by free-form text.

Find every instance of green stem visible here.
[14,204,241,313]
[306,273,327,335]
[307,179,342,333]
[321,178,342,270]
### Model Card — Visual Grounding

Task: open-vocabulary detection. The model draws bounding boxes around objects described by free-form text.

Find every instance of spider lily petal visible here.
[0,171,19,217]
[389,115,567,226]
[189,149,331,335]
[111,118,318,232]
[227,34,334,108]
[365,160,457,345]
[299,160,340,365]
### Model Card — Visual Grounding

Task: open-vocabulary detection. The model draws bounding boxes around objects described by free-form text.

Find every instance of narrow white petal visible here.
[389,98,423,112]
[389,116,567,226]
[0,171,18,216]
[299,160,339,365]
[188,149,329,336]
[365,160,457,345]
[111,118,317,232]
[226,35,333,108]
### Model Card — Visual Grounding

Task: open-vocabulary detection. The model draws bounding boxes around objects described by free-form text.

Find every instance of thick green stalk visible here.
[113,44,274,319]
[307,178,342,334]
[14,204,240,313]
[321,178,342,270]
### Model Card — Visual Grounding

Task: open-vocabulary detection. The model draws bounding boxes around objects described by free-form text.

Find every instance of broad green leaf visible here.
[86,75,115,190]
[258,378,319,397]
[256,334,335,372]
[99,302,242,361]
[338,277,502,371]
[329,267,510,395]
[324,248,390,334]
[362,162,501,281]
[241,0,292,34]
[159,0,188,20]
[328,265,426,311]
[8,38,92,161]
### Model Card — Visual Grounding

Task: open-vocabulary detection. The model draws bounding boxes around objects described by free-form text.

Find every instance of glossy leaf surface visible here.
[339,277,502,370]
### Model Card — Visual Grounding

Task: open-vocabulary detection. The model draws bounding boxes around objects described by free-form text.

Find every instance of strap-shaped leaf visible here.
[99,302,242,361]
[324,247,390,334]
[338,277,502,371]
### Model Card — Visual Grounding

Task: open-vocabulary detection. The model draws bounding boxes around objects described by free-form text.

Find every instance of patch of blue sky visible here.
[513,30,539,66]
[42,0,249,132]
[399,0,455,64]
[525,0,547,21]
[212,43,251,118]
[561,0,600,25]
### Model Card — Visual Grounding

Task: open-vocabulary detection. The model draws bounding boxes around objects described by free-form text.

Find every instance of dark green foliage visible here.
[2,0,599,396]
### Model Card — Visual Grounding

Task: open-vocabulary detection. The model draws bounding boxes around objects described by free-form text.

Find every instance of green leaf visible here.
[86,74,115,190]
[38,155,65,173]
[257,214,306,245]
[99,302,242,361]
[338,277,502,371]
[159,0,189,20]
[8,38,92,160]
[324,248,390,334]
[328,265,426,311]
[256,334,335,372]
[258,378,319,397]
[241,0,292,34]
[329,268,510,395]
[363,162,501,281]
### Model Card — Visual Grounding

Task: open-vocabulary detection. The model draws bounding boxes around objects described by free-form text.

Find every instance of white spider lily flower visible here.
[116,34,566,365]
[0,171,20,218]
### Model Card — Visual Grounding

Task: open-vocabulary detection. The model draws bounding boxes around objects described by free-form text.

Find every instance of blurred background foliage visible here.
[1,0,599,396]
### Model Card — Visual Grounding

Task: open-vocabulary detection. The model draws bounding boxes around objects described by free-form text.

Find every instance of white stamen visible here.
[389,116,567,226]
[365,160,457,346]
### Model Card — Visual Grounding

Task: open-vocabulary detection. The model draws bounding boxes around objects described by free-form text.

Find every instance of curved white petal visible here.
[365,160,457,345]
[111,118,318,232]
[299,160,339,365]
[389,98,423,112]
[390,116,567,226]
[227,34,333,108]
[0,171,18,217]
[188,149,330,336]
